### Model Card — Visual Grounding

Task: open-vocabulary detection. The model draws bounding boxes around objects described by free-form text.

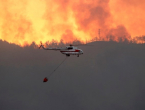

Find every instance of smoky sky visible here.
[0,0,145,45]
[0,40,145,110]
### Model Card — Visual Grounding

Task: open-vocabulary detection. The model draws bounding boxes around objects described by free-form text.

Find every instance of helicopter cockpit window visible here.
[67,47,73,49]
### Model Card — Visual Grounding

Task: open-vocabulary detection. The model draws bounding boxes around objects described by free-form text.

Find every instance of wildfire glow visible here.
[0,0,145,46]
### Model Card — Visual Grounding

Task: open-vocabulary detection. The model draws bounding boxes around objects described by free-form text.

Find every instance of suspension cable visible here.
[48,57,68,78]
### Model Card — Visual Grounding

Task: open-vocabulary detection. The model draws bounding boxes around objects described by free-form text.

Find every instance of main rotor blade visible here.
[69,44,93,46]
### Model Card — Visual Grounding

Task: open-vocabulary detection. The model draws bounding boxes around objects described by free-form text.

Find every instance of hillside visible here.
[0,40,145,110]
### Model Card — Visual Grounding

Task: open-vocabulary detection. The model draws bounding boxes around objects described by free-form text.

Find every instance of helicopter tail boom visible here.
[39,42,62,50]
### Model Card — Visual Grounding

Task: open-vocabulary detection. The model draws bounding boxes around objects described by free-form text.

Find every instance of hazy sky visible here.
[0,40,145,110]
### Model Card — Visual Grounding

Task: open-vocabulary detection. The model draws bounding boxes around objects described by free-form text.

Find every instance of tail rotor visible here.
[39,41,43,49]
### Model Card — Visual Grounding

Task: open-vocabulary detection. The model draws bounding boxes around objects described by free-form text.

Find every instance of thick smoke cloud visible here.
[71,0,131,41]
[44,0,130,42]
[109,0,145,37]
[72,0,110,32]
[107,25,131,41]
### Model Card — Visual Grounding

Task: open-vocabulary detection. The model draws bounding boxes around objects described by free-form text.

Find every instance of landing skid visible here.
[66,54,70,57]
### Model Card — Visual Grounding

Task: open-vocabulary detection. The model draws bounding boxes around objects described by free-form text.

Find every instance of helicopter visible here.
[39,42,84,57]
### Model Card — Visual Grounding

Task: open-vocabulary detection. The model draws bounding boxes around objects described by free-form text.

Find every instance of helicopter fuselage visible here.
[39,44,83,57]
[60,46,83,57]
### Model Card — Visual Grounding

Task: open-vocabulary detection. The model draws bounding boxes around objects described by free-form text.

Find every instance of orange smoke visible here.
[0,0,145,46]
